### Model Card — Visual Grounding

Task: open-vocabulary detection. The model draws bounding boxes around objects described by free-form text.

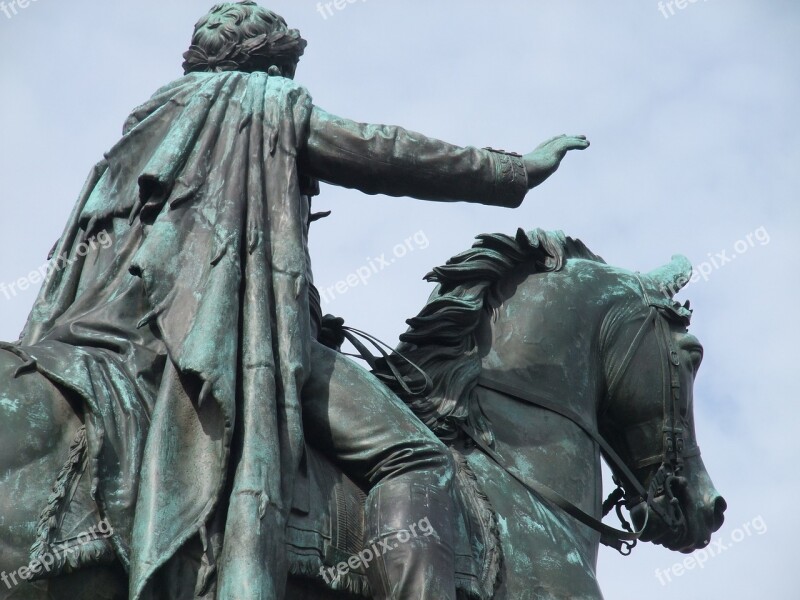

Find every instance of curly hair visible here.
[183,2,307,75]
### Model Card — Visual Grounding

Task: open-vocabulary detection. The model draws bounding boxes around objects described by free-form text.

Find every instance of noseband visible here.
[469,274,700,555]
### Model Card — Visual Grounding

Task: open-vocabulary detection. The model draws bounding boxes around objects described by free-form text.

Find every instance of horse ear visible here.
[647,254,692,298]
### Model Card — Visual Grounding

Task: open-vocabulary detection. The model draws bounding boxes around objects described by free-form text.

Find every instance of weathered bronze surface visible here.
[0,3,725,599]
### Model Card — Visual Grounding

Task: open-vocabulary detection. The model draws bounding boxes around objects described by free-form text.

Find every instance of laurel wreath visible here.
[182,28,307,74]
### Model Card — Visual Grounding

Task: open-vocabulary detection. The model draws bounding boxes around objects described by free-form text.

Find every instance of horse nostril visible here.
[712,496,727,530]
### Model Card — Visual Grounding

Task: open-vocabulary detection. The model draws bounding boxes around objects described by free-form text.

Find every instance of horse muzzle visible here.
[630,475,727,553]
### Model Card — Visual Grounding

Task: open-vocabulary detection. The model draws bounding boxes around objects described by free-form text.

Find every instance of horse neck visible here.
[477,261,610,426]
[473,261,621,526]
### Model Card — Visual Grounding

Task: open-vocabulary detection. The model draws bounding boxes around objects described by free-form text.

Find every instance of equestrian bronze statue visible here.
[0,2,725,599]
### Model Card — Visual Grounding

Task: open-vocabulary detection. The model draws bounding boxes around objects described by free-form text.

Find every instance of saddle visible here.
[31,430,502,599]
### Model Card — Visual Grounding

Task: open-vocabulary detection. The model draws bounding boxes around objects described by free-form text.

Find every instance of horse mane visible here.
[375,228,604,446]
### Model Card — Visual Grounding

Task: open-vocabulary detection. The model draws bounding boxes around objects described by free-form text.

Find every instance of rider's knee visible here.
[372,433,456,491]
[419,436,457,491]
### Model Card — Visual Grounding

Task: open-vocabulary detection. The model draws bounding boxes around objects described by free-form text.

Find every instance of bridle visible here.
[466,273,701,555]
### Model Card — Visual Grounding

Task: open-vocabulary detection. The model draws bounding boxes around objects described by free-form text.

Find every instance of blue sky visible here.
[0,1,797,597]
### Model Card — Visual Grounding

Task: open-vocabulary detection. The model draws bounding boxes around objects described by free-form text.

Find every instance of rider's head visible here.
[183,2,306,78]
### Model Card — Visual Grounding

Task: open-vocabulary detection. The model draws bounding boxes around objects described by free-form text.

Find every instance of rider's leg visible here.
[302,339,457,600]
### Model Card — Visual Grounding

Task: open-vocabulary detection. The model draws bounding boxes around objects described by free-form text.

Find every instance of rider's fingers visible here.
[563,137,590,149]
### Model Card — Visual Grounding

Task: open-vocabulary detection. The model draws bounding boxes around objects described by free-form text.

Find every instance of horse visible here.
[0,229,726,599]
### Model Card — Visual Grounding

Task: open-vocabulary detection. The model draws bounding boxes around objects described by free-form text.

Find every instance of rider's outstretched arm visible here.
[299,107,588,207]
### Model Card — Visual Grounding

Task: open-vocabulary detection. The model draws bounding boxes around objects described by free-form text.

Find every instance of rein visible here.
[460,376,649,555]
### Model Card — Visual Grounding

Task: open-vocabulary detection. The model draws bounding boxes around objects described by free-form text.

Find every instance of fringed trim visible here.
[29,426,88,564]
[27,425,115,581]
[453,449,504,600]
[288,554,372,597]
[456,578,490,600]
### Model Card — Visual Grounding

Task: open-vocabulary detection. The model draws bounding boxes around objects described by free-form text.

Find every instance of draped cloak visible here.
[18,71,314,599]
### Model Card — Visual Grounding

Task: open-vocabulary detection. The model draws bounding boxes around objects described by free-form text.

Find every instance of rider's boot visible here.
[364,477,457,600]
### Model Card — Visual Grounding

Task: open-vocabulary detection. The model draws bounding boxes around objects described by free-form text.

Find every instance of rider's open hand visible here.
[524,134,590,189]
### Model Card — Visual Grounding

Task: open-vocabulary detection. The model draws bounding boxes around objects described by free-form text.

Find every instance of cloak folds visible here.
[19,71,314,599]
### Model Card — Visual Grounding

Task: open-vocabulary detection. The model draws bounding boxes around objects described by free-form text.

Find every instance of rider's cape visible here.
[19,71,313,599]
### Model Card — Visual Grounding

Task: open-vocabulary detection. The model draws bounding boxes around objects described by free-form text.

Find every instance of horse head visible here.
[599,255,727,553]
[378,230,727,570]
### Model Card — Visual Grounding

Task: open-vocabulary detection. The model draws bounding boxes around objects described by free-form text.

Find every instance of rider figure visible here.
[183,3,588,598]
